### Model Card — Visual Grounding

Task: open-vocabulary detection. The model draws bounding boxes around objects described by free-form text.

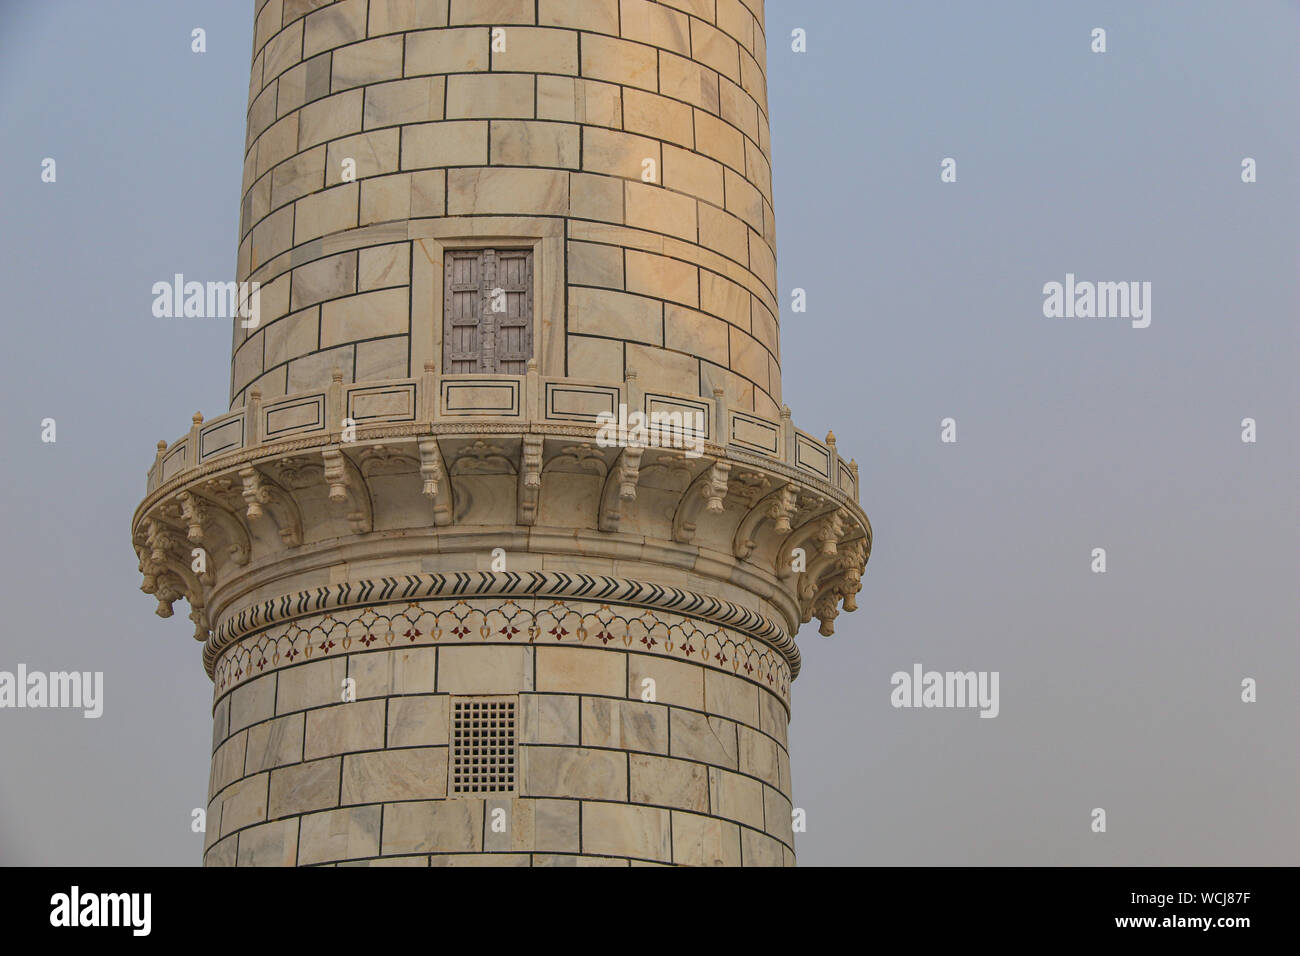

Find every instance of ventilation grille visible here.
[450,697,517,796]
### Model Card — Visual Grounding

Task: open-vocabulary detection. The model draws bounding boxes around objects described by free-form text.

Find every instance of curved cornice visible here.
[133,422,871,666]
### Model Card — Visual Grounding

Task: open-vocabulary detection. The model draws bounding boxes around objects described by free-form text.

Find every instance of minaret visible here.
[133,0,869,867]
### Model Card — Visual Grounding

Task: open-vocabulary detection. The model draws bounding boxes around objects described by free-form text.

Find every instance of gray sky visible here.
[0,0,1295,865]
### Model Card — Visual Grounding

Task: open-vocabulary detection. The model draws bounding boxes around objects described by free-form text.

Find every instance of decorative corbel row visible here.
[598,445,644,532]
[139,421,869,644]
[418,437,454,526]
[518,434,544,527]
[322,448,373,534]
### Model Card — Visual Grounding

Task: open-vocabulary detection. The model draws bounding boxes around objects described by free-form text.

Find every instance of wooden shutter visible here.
[444,250,484,373]
[442,248,533,374]
[491,250,533,375]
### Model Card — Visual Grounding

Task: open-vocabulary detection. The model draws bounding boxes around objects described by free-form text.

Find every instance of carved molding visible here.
[448,439,515,475]
[356,443,420,478]
[544,442,609,479]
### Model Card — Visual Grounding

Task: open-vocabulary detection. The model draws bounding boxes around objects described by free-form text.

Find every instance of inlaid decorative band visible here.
[211,599,793,707]
[207,571,797,677]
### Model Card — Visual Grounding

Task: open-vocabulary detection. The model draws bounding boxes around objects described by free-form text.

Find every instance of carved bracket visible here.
[672,460,730,544]
[134,523,210,640]
[814,509,846,557]
[518,434,544,527]
[797,533,868,636]
[598,446,644,532]
[176,490,251,568]
[778,504,842,580]
[238,466,303,546]
[322,448,373,534]
[177,491,206,543]
[704,461,731,513]
[733,482,797,560]
[239,465,270,519]
[418,437,454,526]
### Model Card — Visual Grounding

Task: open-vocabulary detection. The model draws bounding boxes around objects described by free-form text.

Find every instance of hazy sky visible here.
[0,0,1295,865]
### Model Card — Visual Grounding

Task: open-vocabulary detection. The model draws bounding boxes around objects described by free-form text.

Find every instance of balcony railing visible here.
[146,363,859,502]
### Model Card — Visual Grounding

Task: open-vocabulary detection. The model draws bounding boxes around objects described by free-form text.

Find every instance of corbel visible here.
[418,437,454,526]
[518,433,544,527]
[672,460,730,544]
[322,446,373,533]
[733,482,797,560]
[238,465,303,546]
[598,445,644,532]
